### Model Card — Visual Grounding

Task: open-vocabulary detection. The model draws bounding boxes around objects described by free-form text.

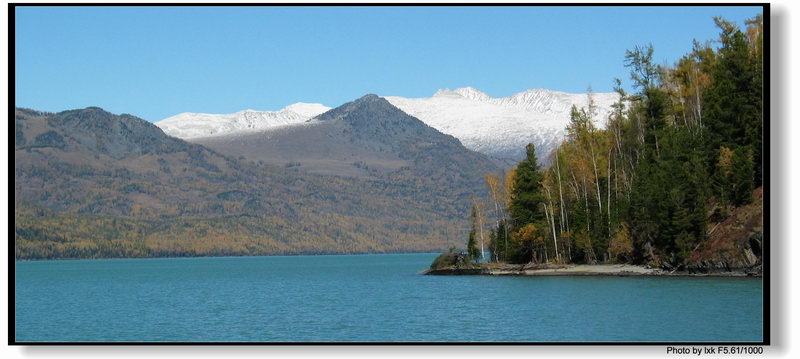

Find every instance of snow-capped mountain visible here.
[156,102,331,139]
[157,87,618,162]
[384,87,619,160]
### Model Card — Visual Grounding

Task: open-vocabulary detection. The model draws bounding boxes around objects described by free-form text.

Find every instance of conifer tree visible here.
[714,146,735,204]
[488,219,511,262]
[704,17,762,186]
[467,204,482,261]
[509,143,546,227]
[731,146,755,206]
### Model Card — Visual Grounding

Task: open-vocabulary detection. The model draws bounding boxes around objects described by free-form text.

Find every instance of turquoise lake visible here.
[14,253,763,342]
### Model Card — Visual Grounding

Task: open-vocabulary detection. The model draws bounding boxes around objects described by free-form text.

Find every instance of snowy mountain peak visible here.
[385,86,620,161]
[156,103,331,140]
[433,87,491,101]
[453,87,492,101]
[158,86,619,162]
[282,102,331,117]
[432,88,459,98]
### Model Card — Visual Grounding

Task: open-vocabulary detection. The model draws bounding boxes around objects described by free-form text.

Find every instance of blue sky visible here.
[14,5,762,122]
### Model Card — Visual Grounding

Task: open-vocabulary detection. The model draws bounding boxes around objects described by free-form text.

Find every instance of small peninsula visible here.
[423,263,762,277]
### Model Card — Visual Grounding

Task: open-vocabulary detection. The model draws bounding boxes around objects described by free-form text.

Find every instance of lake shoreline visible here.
[423,263,762,278]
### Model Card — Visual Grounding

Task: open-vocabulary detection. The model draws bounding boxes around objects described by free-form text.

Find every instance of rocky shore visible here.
[422,263,762,277]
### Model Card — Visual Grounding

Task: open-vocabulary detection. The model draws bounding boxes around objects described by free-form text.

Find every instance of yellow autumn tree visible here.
[512,223,545,263]
[607,222,633,263]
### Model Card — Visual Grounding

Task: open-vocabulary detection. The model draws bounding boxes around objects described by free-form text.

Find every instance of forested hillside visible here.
[462,16,764,271]
[14,98,499,259]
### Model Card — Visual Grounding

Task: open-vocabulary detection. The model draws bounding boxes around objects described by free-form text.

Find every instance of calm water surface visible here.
[15,253,763,342]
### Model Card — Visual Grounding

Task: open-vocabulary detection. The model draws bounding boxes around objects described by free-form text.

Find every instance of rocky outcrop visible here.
[687,187,764,275]
[424,267,488,275]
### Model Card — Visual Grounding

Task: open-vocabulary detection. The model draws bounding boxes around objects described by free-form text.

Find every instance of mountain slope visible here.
[14,106,485,259]
[193,95,503,194]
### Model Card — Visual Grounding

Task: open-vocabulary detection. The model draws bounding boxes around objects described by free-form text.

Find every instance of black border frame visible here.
[8,1,771,346]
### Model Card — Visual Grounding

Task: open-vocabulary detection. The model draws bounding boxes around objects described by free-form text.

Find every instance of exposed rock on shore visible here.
[687,187,764,275]
[423,263,760,277]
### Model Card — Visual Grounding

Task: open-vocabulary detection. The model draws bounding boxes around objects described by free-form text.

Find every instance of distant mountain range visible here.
[157,102,331,139]
[156,87,619,161]
[193,95,502,182]
[14,95,500,259]
[386,87,619,160]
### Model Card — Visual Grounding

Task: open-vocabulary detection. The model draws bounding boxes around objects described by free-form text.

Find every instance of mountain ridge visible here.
[385,87,620,160]
[192,94,502,189]
[157,102,331,139]
[155,87,619,161]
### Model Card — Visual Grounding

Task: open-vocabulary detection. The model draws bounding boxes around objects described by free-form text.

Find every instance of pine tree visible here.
[489,219,512,263]
[466,230,479,263]
[466,204,482,261]
[509,143,546,227]
[730,146,754,206]
[704,17,762,187]
[625,44,669,153]
[745,14,764,186]
[674,231,697,268]
[714,146,735,203]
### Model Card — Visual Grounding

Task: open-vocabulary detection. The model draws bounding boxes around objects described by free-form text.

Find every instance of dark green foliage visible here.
[33,131,66,149]
[710,207,731,223]
[488,220,513,262]
[625,44,660,91]
[713,148,734,205]
[466,205,482,261]
[466,230,480,261]
[504,142,548,264]
[429,248,469,269]
[642,87,670,148]
[673,231,696,268]
[572,229,596,264]
[508,240,532,264]
[628,128,709,267]
[703,17,763,187]
[615,31,733,268]
[625,44,670,152]
[713,144,755,208]
[731,146,755,206]
[509,143,546,227]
